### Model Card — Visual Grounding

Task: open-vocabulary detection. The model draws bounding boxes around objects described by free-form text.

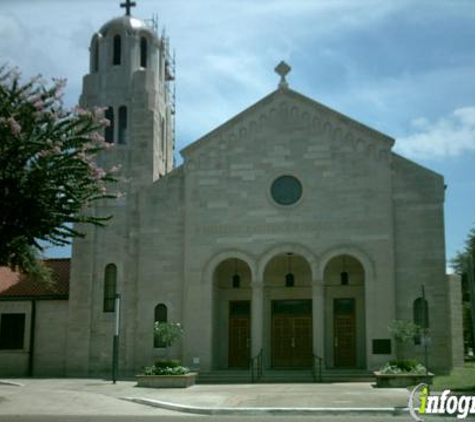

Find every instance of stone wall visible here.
[0,300,68,376]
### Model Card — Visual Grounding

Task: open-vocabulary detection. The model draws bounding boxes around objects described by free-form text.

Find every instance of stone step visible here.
[197,370,252,384]
[197,369,375,384]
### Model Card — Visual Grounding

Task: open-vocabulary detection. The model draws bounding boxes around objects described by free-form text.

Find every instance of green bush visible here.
[143,364,190,376]
[154,359,181,369]
[380,359,427,375]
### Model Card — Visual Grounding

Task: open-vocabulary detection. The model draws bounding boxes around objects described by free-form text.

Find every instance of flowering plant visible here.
[0,64,120,278]
[380,359,427,375]
[143,359,190,376]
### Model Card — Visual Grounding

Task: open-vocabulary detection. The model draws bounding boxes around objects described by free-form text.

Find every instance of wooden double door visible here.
[333,298,356,367]
[271,300,313,368]
[228,301,250,368]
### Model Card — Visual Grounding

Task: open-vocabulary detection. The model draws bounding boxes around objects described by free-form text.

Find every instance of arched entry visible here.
[213,258,252,369]
[323,254,366,368]
[263,253,312,368]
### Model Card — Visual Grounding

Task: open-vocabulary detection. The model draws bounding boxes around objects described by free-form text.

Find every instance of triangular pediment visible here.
[181,87,394,160]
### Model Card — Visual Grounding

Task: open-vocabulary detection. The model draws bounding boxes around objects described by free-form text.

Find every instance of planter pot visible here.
[136,373,197,388]
[373,371,434,388]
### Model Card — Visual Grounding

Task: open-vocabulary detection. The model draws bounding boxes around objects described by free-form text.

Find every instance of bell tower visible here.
[80,0,175,188]
[66,2,176,377]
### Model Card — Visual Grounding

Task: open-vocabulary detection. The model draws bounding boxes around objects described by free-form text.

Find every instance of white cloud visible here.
[395,107,475,159]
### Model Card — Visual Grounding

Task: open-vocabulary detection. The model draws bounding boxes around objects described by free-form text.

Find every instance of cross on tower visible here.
[275,61,291,89]
[120,0,137,16]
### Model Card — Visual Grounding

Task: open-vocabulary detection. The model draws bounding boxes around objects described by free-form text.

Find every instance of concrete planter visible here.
[136,373,197,388]
[373,371,434,388]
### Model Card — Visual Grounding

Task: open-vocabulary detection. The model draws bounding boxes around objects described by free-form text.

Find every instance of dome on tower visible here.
[99,15,156,38]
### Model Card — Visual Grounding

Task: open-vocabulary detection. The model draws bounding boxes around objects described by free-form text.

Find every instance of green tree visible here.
[154,322,183,348]
[451,227,475,355]
[388,319,421,360]
[0,65,119,279]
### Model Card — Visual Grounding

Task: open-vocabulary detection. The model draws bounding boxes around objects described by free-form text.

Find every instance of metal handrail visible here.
[313,354,323,383]
[250,349,263,383]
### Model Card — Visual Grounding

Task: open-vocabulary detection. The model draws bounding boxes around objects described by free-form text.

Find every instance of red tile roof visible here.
[0,258,70,299]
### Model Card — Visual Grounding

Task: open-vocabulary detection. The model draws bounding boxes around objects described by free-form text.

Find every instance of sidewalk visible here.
[0,378,411,417]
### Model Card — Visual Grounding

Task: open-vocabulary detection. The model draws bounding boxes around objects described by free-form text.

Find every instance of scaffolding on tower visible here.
[146,14,177,161]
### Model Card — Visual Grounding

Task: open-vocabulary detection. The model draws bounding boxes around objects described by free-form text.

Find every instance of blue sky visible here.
[1,0,474,269]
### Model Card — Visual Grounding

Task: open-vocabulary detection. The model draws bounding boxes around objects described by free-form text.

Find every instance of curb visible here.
[122,397,409,416]
[0,380,24,387]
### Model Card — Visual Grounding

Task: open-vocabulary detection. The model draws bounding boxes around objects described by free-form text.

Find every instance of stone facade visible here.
[61,11,462,378]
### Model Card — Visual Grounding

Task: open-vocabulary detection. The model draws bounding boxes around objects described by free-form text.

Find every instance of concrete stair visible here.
[197,368,375,384]
[197,369,252,384]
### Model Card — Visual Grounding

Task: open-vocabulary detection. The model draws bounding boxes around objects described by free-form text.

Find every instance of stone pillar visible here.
[251,281,264,357]
[312,281,325,361]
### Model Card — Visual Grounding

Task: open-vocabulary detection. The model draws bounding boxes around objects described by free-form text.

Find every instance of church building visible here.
[0,2,464,379]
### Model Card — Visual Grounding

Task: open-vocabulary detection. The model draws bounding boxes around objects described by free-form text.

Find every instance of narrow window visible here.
[105,106,114,144]
[92,38,99,73]
[118,106,127,144]
[154,304,168,348]
[103,264,117,312]
[0,314,26,350]
[113,35,121,65]
[140,37,147,68]
[413,297,429,345]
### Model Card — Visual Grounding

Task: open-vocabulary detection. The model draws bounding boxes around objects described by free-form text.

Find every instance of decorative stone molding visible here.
[257,242,318,281]
[202,249,257,286]
[181,89,395,166]
[318,244,376,281]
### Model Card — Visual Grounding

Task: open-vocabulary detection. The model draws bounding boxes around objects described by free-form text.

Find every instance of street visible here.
[0,415,460,422]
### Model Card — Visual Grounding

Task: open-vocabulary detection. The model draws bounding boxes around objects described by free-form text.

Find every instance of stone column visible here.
[312,281,325,360]
[251,281,264,357]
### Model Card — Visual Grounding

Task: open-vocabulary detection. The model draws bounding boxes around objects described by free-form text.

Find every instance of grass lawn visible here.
[432,361,475,392]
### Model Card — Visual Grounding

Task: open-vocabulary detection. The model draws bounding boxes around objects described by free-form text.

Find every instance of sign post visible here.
[112,293,121,384]
[421,285,430,374]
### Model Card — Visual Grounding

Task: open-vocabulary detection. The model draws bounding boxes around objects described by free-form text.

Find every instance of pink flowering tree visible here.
[0,65,120,279]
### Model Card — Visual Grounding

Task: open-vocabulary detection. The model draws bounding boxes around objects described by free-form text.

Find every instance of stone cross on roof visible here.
[275,61,291,89]
[120,0,137,16]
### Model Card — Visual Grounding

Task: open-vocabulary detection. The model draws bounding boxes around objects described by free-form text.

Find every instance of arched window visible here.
[118,105,127,144]
[413,297,429,344]
[113,35,121,65]
[140,36,147,68]
[92,38,99,73]
[103,264,117,312]
[154,304,168,348]
[105,106,114,144]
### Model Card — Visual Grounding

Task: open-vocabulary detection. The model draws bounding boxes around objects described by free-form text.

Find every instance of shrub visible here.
[143,364,190,376]
[154,322,183,347]
[154,359,181,369]
[380,359,427,375]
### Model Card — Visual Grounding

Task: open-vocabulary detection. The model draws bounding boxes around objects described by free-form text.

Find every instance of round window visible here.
[271,175,302,206]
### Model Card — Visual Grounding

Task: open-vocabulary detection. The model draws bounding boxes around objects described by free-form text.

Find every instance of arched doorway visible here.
[323,254,366,368]
[263,253,312,368]
[213,258,252,369]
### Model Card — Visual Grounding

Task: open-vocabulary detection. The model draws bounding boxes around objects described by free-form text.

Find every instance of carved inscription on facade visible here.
[195,220,379,236]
